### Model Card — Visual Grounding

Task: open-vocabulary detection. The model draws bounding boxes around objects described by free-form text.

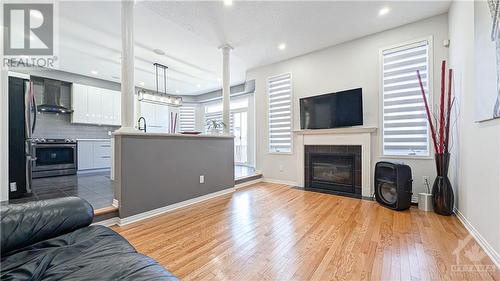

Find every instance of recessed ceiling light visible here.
[175,90,180,94]
[139,81,145,86]
[91,70,98,75]
[278,43,286,50]
[197,84,201,88]
[378,7,390,16]
[153,49,165,55]
[224,0,233,6]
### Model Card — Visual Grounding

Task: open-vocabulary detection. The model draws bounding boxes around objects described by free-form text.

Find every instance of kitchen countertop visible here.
[76,138,112,141]
[112,131,234,139]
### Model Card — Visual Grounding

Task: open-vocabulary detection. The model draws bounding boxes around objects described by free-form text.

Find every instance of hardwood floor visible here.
[113,182,499,281]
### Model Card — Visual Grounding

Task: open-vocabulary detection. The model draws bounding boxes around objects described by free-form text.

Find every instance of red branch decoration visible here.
[439,61,445,154]
[417,60,454,155]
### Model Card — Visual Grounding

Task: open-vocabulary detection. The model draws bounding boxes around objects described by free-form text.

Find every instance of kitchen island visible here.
[113,132,235,223]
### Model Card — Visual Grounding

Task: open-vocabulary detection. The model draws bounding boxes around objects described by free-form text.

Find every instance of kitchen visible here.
[7,68,185,211]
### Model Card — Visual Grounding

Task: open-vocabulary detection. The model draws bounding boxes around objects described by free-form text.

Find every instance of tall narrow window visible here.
[268,73,292,153]
[179,104,196,132]
[382,40,431,157]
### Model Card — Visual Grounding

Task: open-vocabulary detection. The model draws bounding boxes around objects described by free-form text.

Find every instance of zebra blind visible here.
[179,105,196,132]
[268,73,292,153]
[382,40,430,156]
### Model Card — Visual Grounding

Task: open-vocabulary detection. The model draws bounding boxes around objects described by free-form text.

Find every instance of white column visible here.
[119,0,136,132]
[220,44,233,134]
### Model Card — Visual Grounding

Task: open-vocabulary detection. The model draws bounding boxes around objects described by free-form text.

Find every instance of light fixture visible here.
[224,0,233,6]
[378,7,390,16]
[138,90,182,107]
[137,63,183,107]
[197,84,201,88]
[278,43,286,50]
[91,70,98,75]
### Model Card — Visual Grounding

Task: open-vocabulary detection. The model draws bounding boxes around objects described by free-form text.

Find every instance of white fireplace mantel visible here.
[293,126,377,135]
[294,126,378,197]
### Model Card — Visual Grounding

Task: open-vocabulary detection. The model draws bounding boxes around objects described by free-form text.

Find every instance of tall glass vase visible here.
[432,153,454,215]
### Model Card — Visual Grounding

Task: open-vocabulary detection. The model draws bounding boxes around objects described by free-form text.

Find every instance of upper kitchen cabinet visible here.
[71,83,121,126]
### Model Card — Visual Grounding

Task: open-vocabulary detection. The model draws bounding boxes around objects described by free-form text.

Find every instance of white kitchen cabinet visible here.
[71,83,121,126]
[71,84,88,124]
[111,90,121,126]
[77,140,112,171]
[87,86,103,124]
[138,101,170,132]
[77,141,93,170]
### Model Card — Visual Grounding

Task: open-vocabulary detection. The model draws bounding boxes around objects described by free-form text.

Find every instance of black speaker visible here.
[374,161,412,211]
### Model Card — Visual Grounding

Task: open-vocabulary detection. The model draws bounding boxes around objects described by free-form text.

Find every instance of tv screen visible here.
[300,88,363,129]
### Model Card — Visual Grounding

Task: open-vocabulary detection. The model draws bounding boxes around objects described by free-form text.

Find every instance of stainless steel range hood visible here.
[36,78,73,114]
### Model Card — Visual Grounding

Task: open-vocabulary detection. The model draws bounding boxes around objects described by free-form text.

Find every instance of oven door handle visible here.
[34,143,76,148]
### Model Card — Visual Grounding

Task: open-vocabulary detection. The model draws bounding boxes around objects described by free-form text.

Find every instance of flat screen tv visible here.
[300,88,363,129]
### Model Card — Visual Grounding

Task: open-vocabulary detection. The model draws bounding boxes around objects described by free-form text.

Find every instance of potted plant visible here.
[206,120,226,134]
[417,60,455,216]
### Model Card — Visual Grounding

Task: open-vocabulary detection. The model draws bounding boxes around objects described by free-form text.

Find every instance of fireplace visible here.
[305,145,361,196]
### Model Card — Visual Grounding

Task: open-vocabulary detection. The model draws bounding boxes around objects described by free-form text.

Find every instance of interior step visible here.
[93,206,118,223]
[235,172,263,185]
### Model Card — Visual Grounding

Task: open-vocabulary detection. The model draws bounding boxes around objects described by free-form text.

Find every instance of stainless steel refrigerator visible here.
[8,76,36,199]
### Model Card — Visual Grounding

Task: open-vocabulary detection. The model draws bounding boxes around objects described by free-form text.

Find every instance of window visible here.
[203,96,248,132]
[382,40,431,157]
[268,73,292,153]
[179,104,196,132]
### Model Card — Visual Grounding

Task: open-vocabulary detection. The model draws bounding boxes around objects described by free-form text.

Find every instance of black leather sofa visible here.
[1,197,178,281]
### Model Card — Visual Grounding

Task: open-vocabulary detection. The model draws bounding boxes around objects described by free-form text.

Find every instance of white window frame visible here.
[379,36,434,159]
[267,73,293,154]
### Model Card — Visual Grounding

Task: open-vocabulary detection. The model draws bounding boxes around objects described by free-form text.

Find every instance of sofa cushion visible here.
[1,225,177,281]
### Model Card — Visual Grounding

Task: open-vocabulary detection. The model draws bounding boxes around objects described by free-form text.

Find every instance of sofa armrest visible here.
[1,197,94,256]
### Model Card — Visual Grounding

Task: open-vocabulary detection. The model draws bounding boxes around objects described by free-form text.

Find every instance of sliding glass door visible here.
[233,111,248,164]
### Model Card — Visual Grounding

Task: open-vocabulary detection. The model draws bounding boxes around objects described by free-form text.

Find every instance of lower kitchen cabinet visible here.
[77,140,111,171]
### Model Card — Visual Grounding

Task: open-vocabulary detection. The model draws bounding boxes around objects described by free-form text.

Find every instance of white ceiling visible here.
[55,0,450,95]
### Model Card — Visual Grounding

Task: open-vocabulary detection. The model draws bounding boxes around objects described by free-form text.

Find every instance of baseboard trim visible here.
[262,178,300,187]
[92,217,119,227]
[117,187,235,226]
[454,208,500,269]
[235,178,263,189]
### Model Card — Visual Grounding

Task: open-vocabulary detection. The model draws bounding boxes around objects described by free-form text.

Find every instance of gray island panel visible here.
[115,134,234,218]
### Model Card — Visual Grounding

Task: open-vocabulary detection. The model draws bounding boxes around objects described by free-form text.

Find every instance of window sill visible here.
[380,155,434,161]
[268,152,294,156]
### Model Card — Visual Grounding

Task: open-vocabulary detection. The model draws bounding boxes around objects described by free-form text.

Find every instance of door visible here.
[232,111,248,164]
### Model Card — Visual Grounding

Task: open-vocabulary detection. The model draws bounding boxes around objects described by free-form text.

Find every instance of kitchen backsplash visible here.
[33,112,118,139]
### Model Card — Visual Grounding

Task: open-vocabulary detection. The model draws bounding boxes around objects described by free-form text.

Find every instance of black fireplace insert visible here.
[308,153,355,193]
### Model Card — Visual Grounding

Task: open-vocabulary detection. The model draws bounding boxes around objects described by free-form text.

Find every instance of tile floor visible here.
[8,165,257,210]
[8,171,114,210]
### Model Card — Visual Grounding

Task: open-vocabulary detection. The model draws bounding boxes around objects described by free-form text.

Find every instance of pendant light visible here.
[138,63,182,107]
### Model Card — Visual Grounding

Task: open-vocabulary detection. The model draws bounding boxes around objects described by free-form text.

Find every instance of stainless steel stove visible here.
[32,138,77,178]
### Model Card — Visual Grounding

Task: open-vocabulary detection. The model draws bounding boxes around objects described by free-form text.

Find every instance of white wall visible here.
[448,0,500,265]
[247,14,449,195]
[0,69,8,202]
